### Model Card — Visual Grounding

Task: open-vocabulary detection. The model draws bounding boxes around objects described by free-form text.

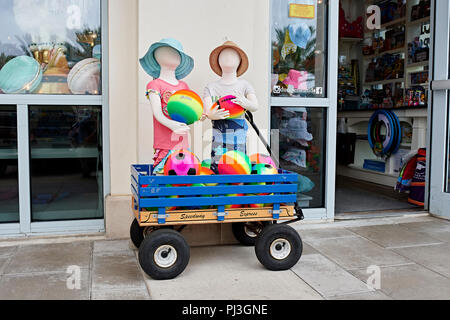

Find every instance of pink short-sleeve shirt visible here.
[146,79,190,150]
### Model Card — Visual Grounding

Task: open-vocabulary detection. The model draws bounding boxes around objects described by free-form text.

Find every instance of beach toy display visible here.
[166,90,204,125]
[368,110,402,158]
[67,58,101,95]
[163,150,201,176]
[250,153,278,170]
[0,56,43,94]
[218,150,252,175]
[211,95,245,119]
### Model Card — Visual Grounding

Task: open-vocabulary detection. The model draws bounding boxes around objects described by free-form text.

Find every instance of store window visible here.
[271,0,328,98]
[271,107,326,208]
[0,106,19,223]
[29,106,103,221]
[0,0,102,95]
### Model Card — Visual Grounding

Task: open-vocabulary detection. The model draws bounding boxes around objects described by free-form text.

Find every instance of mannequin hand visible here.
[167,120,190,135]
[232,92,257,111]
[207,105,230,120]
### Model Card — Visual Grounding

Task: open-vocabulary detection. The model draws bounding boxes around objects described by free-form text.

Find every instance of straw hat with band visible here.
[139,38,194,80]
[209,41,249,77]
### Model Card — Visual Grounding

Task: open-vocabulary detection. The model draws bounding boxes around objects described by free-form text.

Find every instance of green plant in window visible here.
[272,26,317,75]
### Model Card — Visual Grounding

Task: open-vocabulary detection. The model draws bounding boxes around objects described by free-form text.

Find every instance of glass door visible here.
[429,0,450,218]
[269,0,338,220]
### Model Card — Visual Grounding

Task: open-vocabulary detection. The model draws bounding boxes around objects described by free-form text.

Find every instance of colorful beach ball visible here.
[249,201,272,208]
[218,150,252,175]
[225,194,246,209]
[201,159,212,169]
[252,163,278,176]
[164,150,200,177]
[211,95,245,119]
[250,153,278,170]
[199,166,218,186]
[167,90,204,125]
[251,163,278,196]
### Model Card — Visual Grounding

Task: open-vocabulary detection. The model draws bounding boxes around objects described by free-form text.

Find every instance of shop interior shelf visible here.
[347,164,399,178]
[407,16,431,27]
[406,61,429,68]
[364,17,406,35]
[364,78,405,86]
[363,46,406,60]
[340,37,364,43]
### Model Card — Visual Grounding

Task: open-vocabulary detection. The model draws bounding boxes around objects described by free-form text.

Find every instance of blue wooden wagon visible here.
[130,164,304,280]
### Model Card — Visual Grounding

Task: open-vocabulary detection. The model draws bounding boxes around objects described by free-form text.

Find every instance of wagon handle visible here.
[245,111,280,168]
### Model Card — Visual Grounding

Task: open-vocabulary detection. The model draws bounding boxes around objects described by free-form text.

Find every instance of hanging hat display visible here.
[288,23,312,49]
[0,56,42,94]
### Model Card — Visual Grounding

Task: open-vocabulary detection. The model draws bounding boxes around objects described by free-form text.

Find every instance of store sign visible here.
[289,4,315,19]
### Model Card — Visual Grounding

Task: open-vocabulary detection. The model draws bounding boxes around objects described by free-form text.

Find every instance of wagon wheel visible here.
[232,221,271,246]
[138,229,190,280]
[129,219,174,249]
[255,224,303,271]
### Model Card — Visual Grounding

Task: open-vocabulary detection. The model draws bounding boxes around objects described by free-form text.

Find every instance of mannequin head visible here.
[218,48,241,75]
[154,46,181,71]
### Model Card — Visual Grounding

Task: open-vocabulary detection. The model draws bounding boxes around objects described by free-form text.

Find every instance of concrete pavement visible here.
[1,214,450,300]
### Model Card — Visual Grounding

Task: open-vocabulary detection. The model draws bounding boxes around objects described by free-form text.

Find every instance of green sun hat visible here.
[139,38,194,80]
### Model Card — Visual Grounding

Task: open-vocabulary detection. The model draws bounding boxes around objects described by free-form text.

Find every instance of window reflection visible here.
[0,106,19,223]
[29,106,103,221]
[0,0,101,95]
[271,0,327,97]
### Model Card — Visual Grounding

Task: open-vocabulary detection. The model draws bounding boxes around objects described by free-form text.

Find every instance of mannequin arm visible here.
[149,94,190,134]
[232,93,259,113]
[203,96,230,120]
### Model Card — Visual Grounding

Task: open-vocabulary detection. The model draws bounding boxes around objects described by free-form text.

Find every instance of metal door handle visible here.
[430,80,450,91]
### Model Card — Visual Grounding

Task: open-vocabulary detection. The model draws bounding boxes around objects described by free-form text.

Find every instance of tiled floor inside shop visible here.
[0,214,450,300]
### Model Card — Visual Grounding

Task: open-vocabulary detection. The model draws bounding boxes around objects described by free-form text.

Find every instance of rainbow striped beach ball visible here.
[167,90,204,125]
[218,150,252,175]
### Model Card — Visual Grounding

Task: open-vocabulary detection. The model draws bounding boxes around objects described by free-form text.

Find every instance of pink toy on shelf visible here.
[283,69,308,91]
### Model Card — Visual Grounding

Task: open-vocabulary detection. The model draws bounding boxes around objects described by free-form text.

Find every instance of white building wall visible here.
[137,0,271,162]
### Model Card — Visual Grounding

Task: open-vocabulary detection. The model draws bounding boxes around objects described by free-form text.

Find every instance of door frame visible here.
[0,0,109,236]
[428,0,450,219]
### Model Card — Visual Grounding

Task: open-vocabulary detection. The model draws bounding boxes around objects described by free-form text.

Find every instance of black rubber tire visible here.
[130,219,175,249]
[255,224,303,271]
[232,221,270,246]
[130,219,145,249]
[138,229,190,280]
